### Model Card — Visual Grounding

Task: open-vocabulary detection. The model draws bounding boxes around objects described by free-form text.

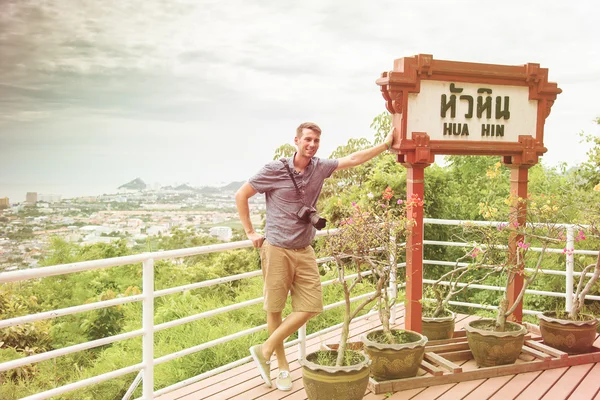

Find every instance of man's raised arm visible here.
[335,129,394,171]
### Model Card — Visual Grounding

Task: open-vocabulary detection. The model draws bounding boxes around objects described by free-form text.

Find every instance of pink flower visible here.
[397,199,403,205]
[562,248,574,256]
[517,241,530,250]
[576,230,586,242]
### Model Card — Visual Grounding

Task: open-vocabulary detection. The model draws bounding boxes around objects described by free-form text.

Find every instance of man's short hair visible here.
[296,122,321,138]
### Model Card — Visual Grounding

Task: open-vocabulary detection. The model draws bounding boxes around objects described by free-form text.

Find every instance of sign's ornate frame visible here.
[377,54,561,166]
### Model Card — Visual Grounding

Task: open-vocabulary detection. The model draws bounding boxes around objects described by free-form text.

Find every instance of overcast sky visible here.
[1,0,599,201]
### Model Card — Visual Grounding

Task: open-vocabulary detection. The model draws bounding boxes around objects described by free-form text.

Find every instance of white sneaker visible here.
[276,370,293,391]
[249,344,272,388]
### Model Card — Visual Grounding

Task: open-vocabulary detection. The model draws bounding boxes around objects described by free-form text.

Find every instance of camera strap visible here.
[280,158,302,196]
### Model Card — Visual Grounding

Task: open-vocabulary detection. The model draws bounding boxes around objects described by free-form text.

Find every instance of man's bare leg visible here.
[262,311,317,363]
[267,312,288,371]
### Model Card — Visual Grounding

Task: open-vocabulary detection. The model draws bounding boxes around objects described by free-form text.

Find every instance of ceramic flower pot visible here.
[422,310,456,340]
[538,311,599,354]
[465,319,526,367]
[361,328,427,380]
[300,350,370,400]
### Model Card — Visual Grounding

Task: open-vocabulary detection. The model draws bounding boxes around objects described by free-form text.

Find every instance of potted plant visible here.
[299,195,388,400]
[537,187,600,354]
[421,247,500,340]
[356,188,428,381]
[462,191,564,367]
[300,187,414,398]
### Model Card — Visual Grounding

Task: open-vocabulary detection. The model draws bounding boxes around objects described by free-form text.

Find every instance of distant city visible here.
[0,178,264,271]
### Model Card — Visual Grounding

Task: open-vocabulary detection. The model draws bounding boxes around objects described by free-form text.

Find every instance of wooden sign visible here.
[377,54,562,165]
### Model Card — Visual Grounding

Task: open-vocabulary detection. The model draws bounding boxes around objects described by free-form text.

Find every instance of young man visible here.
[235,122,393,391]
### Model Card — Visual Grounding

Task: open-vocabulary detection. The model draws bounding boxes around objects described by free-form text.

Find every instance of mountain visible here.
[174,184,195,191]
[116,179,243,193]
[220,181,245,191]
[118,178,147,190]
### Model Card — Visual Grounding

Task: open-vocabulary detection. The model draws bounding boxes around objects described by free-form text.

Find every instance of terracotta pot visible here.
[422,310,456,340]
[465,319,526,367]
[538,311,600,354]
[361,329,427,381]
[300,350,370,400]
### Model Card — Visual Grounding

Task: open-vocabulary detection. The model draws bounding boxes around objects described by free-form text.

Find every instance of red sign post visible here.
[376,54,561,331]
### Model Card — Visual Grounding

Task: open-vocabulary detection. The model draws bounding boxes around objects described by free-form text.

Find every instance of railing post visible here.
[389,231,397,325]
[565,226,575,313]
[298,324,306,361]
[142,258,155,399]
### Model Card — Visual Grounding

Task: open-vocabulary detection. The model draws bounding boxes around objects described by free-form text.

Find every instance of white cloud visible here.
[0,0,599,201]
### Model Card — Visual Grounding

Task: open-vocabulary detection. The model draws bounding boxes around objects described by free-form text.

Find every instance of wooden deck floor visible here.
[157,307,600,400]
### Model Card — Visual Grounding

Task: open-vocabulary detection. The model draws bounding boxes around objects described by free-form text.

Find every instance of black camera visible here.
[297,205,327,230]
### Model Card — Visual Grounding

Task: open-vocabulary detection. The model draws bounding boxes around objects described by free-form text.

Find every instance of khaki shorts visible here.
[259,241,323,313]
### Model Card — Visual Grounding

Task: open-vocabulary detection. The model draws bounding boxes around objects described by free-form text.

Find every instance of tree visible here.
[576,116,600,189]
[272,143,296,160]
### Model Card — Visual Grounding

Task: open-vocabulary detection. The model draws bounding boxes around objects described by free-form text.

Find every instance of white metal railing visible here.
[0,219,598,399]
[422,219,600,313]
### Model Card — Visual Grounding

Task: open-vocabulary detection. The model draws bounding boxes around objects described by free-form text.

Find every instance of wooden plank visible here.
[424,352,463,373]
[569,363,600,399]
[539,363,595,399]
[420,359,444,376]
[370,377,393,394]
[425,335,469,347]
[514,367,568,400]
[230,367,304,400]
[426,342,471,353]
[279,388,308,400]
[521,344,553,360]
[368,352,600,394]
[437,379,484,399]
[425,330,468,347]
[524,340,569,359]
[386,387,427,399]
[436,349,474,362]
[426,329,532,349]
[489,370,543,400]
[362,392,390,400]
[409,382,455,399]
[463,374,514,400]
[399,358,471,400]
